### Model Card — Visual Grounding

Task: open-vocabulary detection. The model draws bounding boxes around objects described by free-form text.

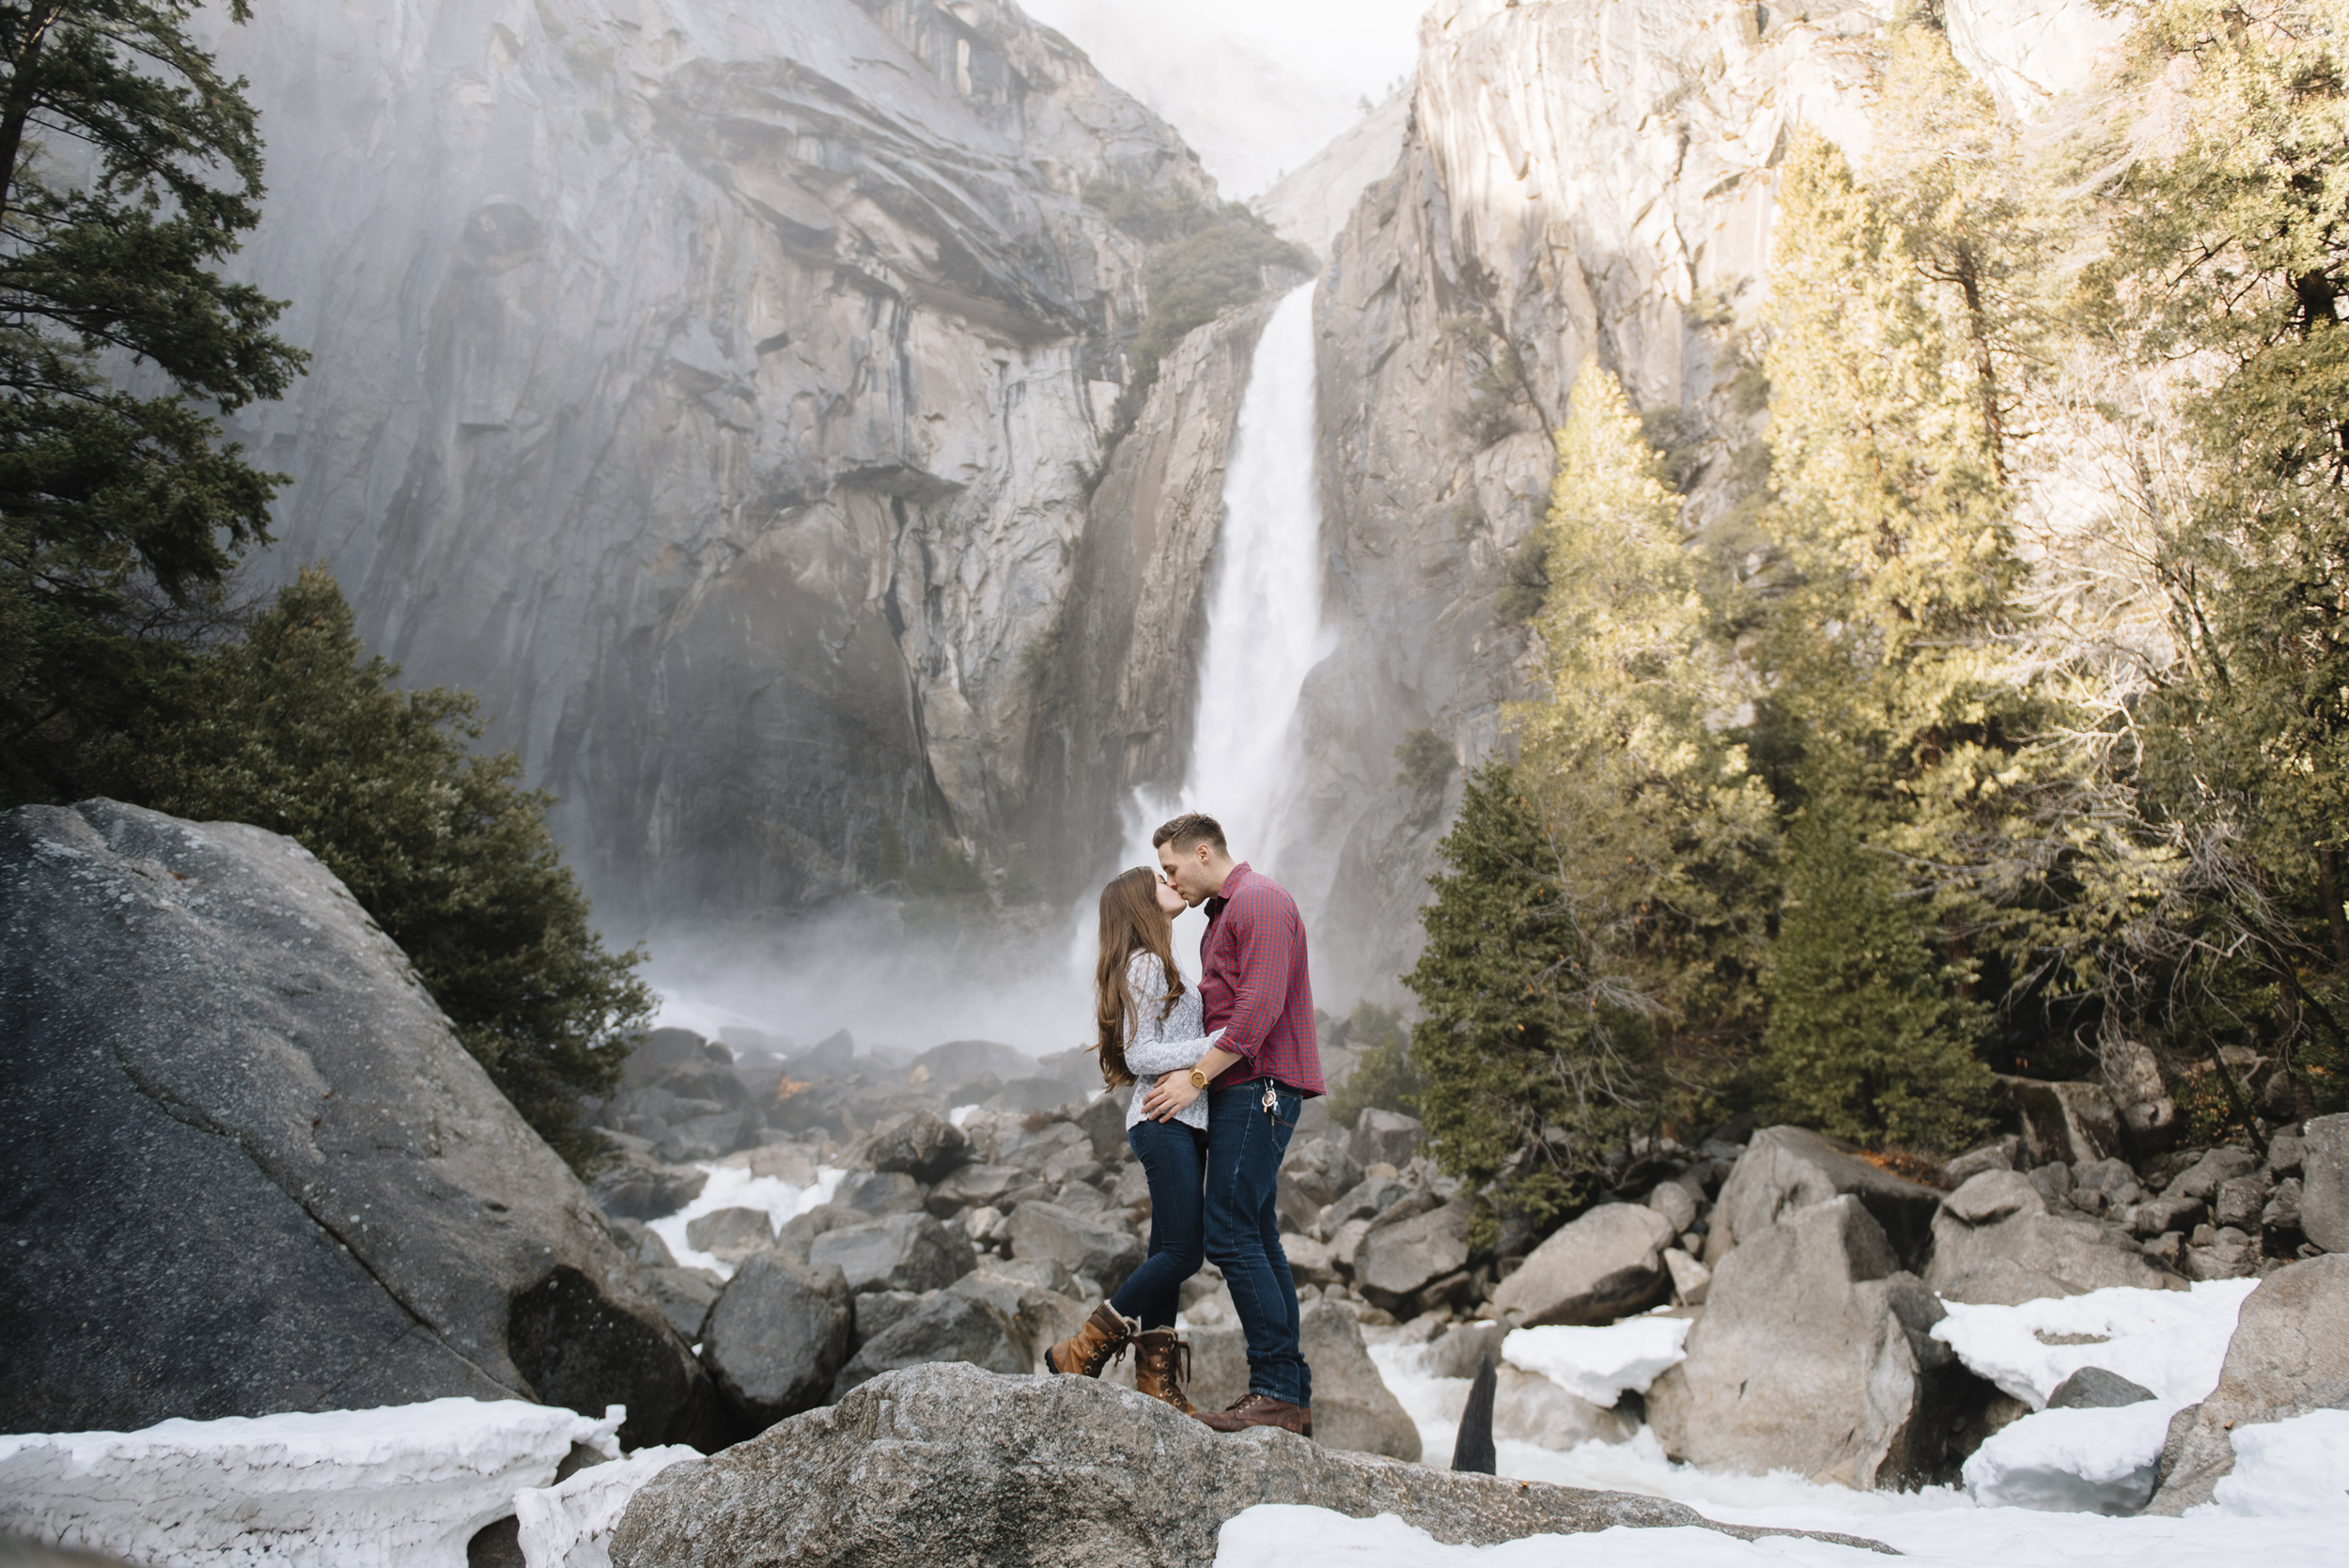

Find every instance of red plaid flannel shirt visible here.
[1197,862,1324,1096]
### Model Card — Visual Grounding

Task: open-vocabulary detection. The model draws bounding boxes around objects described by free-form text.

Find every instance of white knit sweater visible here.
[1118,950,1222,1131]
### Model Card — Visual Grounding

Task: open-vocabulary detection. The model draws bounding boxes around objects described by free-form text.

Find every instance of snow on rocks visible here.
[1929,1279,2259,1408]
[0,1399,622,1568]
[2208,1409,2349,1517]
[515,1445,700,1568]
[1501,1316,1692,1405]
[1960,1402,2176,1514]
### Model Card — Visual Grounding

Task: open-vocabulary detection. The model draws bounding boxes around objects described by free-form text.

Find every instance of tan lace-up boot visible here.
[1044,1301,1135,1377]
[1130,1328,1196,1414]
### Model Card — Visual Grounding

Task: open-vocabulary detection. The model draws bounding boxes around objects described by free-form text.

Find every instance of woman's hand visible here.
[1142,1069,1201,1122]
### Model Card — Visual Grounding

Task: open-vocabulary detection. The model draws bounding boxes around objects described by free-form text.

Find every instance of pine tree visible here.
[0,1,306,804]
[1403,761,1668,1241]
[137,568,653,1170]
[1763,793,1994,1151]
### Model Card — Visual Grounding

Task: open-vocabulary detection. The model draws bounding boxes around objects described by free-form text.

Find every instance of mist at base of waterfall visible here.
[642,901,1093,1061]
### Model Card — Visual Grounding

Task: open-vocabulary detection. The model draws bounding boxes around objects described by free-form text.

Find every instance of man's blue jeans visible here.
[1203,1083,1311,1406]
[1110,1117,1206,1330]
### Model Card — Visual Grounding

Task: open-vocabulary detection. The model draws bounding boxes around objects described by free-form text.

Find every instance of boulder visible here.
[1940,1137,2020,1188]
[1644,1180,1698,1236]
[2213,1173,2270,1233]
[1491,1204,1675,1327]
[1491,1365,1639,1451]
[830,1292,1028,1399]
[644,1267,724,1343]
[1353,1203,1473,1310]
[926,1162,1021,1217]
[590,1149,710,1222]
[1350,1110,1423,1171]
[1997,1077,2123,1169]
[1283,1135,1364,1206]
[656,1110,760,1165]
[625,1029,713,1090]
[1703,1126,1943,1270]
[1171,1301,1421,1460]
[2167,1146,2259,1203]
[1007,1201,1146,1287]
[860,1109,972,1185]
[0,800,714,1447]
[1070,1093,1130,1164]
[2046,1367,2156,1410]
[848,1290,929,1349]
[701,1253,853,1429]
[832,1170,928,1218]
[947,1270,1088,1369]
[714,1144,817,1187]
[809,1214,975,1295]
[2148,1253,2349,1512]
[1281,1233,1342,1288]
[1924,1171,2177,1305]
[607,1365,1880,1567]
[1648,1196,1993,1489]
[2304,1113,2349,1251]
[683,1206,778,1263]
[1323,1173,1412,1231]
[1663,1248,1712,1307]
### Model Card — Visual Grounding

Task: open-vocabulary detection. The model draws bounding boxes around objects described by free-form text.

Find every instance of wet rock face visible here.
[193,0,1211,921]
[0,800,714,1447]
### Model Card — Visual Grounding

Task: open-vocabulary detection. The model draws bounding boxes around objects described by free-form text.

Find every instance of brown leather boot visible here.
[1195,1391,1312,1437]
[1044,1302,1135,1377]
[1131,1328,1196,1415]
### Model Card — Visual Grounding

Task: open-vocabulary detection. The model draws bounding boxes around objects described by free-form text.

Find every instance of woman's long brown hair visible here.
[1094,866,1186,1090]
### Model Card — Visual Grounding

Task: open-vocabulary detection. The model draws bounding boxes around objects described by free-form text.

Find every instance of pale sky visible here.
[1017,0,1430,197]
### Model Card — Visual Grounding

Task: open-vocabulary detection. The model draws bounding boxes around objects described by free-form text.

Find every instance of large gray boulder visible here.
[1350,1109,1423,1170]
[1924,1171,2177,1304]
[1648,1196,1991,1489]
[608,1364,1888,1567]
[1352,1203,1473,1311]
[808,1214,975,1295]
[1168,1301,1421,1460]
[2147,1253,2349,1513]
[859,1109,972,1185]
[701,1254,853,1430]
[1703,1126,1943,1269]
[829,1293,1028,1399]
[1007,1201,1146,1287]
[0,800,715,1446]
[1491,1203,1675,1327]
[1996,1077,2123,1169]
[2303,1113,2349,1251]
[1492,1366,1639,1451]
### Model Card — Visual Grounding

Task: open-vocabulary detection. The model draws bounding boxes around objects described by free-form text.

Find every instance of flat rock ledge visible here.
[609,1364,1892,1568]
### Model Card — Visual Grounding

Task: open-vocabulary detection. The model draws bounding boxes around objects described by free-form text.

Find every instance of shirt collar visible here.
[1217,862,1252,900]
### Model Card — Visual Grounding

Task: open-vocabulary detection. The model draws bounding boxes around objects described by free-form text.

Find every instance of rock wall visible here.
[195,0,1209,922]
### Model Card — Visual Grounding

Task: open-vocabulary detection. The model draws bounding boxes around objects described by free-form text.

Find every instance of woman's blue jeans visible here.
[1110,1117,1207,1330]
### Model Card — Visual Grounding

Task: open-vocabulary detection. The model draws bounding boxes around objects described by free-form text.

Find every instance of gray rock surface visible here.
[2304,1114,2349,1251]
[2046,1367,2156,1410]
[1998,1078,2124,1170]
[0,800,713,1446]
[1008,1200,1147,1288]
[830,1293,1027,1400]
[860,1110,973,1185]
[2148,1253,2349,1512]
[607,1363,1889,1567]
[2169,1147,2260,1203]
[1704,1126,1945,1269]
[1353,1203,1474,1310]
[1925,1172,2176,1304]
[809,1214,975,1296]
[1350,1110,1425,1171]
[701,1254,853,1429]
[1492,1203,1676,1327]
[645,1267,725,1343]
[1173,1302,1420,1461]
[1491,1365,1640,1451]
[1649,1197,1989,1489]
[684,1207,778,1264]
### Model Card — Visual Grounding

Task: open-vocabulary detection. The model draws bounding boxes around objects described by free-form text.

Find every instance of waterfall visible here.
[1114,283,1329,962]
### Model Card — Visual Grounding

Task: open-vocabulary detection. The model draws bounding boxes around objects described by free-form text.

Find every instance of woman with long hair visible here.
[1043,865,1224,1410]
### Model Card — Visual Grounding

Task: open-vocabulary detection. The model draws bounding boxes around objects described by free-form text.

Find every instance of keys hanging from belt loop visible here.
[1260,1080,1278,1116]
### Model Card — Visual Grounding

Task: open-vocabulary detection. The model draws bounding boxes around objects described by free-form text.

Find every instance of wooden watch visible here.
[1188,1066,1211,1090]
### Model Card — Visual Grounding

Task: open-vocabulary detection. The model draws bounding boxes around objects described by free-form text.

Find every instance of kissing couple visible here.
[1042,811,1324,1436]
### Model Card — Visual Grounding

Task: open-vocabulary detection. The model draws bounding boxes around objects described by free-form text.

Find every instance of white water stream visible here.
[1112,283,1330,967]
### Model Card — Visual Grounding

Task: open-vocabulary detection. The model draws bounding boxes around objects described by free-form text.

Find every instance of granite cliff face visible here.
[201,0,1206,921]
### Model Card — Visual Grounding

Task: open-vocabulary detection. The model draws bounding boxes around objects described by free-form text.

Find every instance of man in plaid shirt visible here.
[1140,811,1324,1436]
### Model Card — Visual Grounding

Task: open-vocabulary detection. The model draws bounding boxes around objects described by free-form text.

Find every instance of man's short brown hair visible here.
[1152,812,1227,855]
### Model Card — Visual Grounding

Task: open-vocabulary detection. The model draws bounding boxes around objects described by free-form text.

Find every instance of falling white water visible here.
[1099,283,1330,969]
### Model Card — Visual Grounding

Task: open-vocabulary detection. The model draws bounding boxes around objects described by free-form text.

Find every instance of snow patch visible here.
[1501,1317,1692,1405]
[2208,1410,2349,1518]
[515,1444,700,1568]
[1961,1401,2174,1514]
[646,1161,843,1278]
[948,1103,980,1127]
[1930,1280,2257,1406]
[0,1398,621,1568]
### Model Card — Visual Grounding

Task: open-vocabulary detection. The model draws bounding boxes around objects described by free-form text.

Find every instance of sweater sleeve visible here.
[1121,953,1224,1076]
